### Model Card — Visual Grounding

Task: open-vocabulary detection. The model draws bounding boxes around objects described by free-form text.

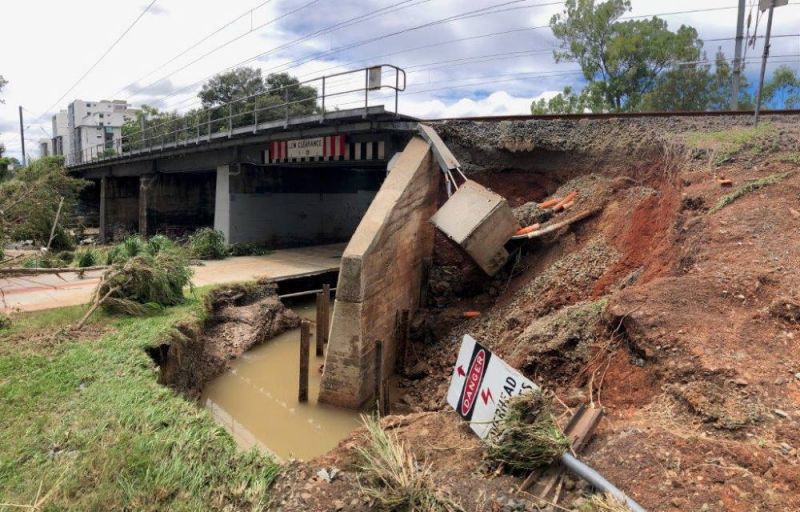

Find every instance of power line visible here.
[151,0,560,113]
[39,0,159,118]
[123,0,322,99]
[108,0,280,99]
[128,0,433,106]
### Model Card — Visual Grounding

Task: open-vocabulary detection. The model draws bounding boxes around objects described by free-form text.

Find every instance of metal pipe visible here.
[278,287,337,300]
[560,453,647,512]
[754,1,775,126]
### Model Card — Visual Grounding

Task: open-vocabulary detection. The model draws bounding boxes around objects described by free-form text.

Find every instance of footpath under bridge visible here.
[66,66,418,247]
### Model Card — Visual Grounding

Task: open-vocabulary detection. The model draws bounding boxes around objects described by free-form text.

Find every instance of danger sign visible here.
[447,335,538,439]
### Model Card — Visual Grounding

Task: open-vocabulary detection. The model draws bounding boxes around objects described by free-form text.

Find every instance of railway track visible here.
[427,108,800,122]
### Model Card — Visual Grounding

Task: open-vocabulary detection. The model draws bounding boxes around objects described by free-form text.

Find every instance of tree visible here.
[548,0,703,112]
[0,156,87,249]
[763,66,800,109]
[640,50,753,111]
[0,74,7,104]
[531,86,589,114]
[198,67,265,108]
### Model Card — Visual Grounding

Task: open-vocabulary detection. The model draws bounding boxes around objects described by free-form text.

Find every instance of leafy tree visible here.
[0,156,87,249]
[199,67,265,108]
[548,0,703,112]
[531,86,589,114]
[763,65,800,109]
[0,74,7,104]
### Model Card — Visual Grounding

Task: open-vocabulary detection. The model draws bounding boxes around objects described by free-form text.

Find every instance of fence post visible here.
[321,76,326,123]
[284,88,289,128]
[322,283,330,345]
[228,104,233,137]
[207,110,212,142]
[253,97,258,133]
[374,340,383,412]
[299,320,310,402]
[315,292,324,357]
[364,69,369,118]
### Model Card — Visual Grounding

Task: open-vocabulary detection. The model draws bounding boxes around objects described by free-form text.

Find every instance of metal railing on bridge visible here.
[66,65,406,167]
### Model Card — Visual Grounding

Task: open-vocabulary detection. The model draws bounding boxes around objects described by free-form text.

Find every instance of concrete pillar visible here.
[139,175,156,237]
[213,164,230,242]
[318,137,439,409]
[99,176,109,243]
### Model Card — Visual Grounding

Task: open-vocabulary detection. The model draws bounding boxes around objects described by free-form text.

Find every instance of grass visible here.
[682,123,780,166]
[0,290,280,511]
[579,493,632,511]
[355,415,463,512]
[709,171,794,213]
[484,390,570,472]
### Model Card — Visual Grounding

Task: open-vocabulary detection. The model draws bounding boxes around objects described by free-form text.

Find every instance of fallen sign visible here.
[446,334,539,439]
[446,335,647,512]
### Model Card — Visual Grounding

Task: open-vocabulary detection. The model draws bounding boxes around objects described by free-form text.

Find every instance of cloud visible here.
[400,90,560,119]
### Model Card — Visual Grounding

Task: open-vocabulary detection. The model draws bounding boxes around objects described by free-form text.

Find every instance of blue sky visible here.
[0,0,798,161]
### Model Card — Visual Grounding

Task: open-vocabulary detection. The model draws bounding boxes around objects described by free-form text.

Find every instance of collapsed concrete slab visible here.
[318,136,439,409]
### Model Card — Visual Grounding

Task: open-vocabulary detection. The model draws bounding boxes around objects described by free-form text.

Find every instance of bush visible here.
[0,313,11,330]
[228,242,272,257]
[76,249,98,268]
[21,255,56,268]
[145,234,174,256]
[57,250,75,264]
[189,228,227,260]
[98,251,193,315]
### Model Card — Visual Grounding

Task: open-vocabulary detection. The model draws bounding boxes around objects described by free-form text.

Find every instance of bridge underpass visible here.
[69,107,418,246]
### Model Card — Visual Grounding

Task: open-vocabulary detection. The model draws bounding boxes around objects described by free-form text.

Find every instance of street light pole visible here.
[731,0,746,109]
[754,0,775,125]
[18,106,26,167]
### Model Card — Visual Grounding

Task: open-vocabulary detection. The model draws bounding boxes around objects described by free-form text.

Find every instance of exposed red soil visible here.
[273,117,800,511]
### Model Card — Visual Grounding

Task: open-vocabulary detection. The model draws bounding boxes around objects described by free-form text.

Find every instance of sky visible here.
[0,0,798,161]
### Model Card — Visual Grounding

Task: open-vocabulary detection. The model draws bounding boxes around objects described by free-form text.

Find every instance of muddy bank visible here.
[151,281,300,396]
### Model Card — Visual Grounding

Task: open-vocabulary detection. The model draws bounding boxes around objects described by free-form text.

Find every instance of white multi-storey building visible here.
[52,99,138,165]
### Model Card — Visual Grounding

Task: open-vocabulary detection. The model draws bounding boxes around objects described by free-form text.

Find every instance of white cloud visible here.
[401,90,560,118]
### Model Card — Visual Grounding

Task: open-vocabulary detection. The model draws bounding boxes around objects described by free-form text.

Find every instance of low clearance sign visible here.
[446,335,538,439]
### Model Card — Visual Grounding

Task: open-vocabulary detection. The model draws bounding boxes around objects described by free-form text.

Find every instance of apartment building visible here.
[52,99,138,165]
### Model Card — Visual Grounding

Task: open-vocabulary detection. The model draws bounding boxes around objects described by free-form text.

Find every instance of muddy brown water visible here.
[200,300,361,460]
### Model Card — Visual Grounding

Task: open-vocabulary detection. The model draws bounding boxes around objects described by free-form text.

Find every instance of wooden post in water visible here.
[299,320,310,402]
[374,340,383,413]
[315,292,324,357]
[322,283,331,345]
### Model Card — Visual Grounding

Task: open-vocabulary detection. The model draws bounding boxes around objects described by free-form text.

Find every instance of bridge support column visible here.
[213,164,231,243]
[99,176,109,243]
[139,174,156,237]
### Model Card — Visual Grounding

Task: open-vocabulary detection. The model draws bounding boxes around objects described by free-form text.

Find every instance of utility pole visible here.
[754,0,776,125]
[18,106,26,167]
[731,0,746,110]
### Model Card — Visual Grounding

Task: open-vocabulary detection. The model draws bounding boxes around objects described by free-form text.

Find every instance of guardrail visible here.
[66,64,406,167]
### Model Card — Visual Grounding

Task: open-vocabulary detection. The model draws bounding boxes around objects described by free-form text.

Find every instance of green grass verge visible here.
[682,123,780,166]
[0,290,280,511]
[710,171,795,213]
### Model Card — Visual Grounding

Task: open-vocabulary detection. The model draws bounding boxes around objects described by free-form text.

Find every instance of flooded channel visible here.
[200,299,361,460]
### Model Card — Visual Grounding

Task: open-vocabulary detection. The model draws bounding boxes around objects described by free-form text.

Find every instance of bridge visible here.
[66,66,419,247]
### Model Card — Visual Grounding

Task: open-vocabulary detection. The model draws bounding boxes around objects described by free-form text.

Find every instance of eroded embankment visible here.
[269,115,800,512]
[150,281,299,396]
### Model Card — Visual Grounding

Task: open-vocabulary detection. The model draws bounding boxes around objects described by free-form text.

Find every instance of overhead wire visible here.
[38,0,159,118]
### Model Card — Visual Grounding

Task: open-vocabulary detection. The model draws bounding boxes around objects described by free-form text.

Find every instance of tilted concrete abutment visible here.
[318,136,440,409]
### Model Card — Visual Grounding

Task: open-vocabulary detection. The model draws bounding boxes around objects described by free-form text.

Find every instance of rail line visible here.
[425,108,800,122]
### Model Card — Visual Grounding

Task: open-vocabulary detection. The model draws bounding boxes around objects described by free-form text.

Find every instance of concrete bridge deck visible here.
[0,243,344,313]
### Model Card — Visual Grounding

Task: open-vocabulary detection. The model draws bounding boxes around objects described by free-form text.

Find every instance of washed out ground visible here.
[270,115,800,512]
[3,115,800,511]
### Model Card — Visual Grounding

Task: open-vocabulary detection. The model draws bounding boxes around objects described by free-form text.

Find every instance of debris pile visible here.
[485,390,570,472]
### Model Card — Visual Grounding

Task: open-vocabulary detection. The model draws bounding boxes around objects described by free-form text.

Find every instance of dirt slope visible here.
[273,115,800,512]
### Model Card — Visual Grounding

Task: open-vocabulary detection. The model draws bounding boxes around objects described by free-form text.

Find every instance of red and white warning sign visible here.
[446,335,539,439]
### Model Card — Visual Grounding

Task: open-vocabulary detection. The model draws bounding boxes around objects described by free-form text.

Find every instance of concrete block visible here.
[431,179,519,275]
